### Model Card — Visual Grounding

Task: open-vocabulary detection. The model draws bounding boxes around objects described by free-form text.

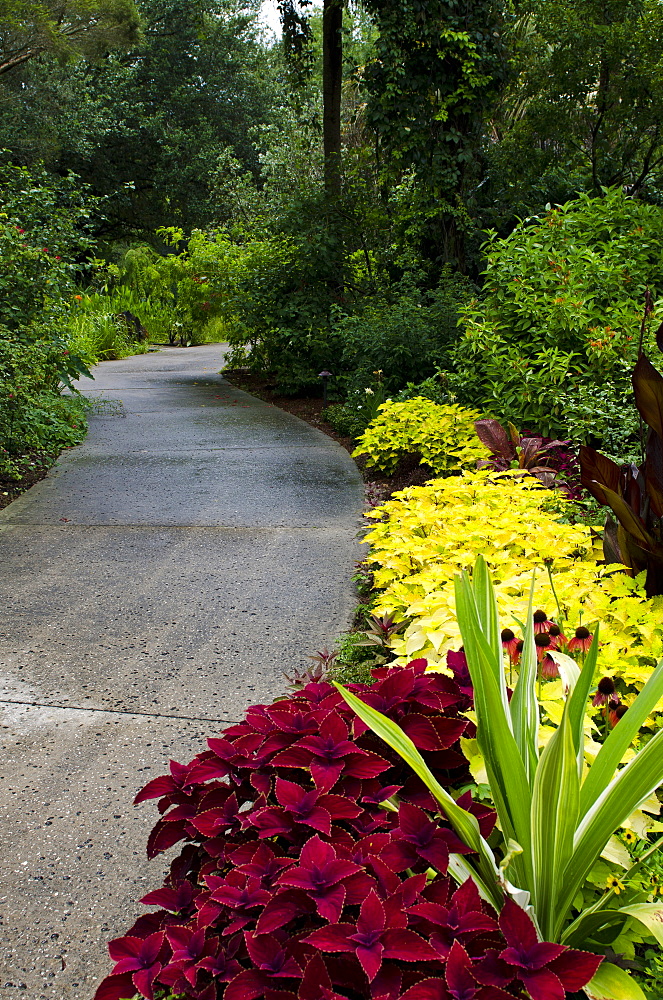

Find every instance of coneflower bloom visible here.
[540,653,559,679]
[512,639,525,666]
[533,609,554,634]
[501,628,520,658]
[568,625,593,653]
[609,702,628,728]
[592,676,616,707]
[547,622,567,649]
[534,632,554,662]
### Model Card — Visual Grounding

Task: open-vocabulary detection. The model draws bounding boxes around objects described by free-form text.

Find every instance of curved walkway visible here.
[0,345,365,998]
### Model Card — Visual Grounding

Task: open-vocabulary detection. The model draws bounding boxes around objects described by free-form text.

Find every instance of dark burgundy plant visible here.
[580,344,663,595]
[95,661,600,1000]
[474,419,581,497]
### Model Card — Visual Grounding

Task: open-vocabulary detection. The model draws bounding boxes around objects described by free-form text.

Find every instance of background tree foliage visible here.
[0,0,141,74]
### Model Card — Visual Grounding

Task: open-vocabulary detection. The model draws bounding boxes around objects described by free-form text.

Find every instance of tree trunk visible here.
[322,0,343,197]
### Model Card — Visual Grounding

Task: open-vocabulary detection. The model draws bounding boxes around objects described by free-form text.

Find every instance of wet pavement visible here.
[0,345,365,997]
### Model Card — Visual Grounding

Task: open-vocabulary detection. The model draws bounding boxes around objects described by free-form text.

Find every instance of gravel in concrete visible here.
[0,345,365,998]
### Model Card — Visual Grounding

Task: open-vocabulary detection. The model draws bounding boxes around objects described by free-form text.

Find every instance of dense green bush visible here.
[0,334,88,478]
[451,189,663,444]
[0,160,99,477]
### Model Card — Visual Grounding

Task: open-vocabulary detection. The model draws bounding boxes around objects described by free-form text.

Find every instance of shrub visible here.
[0,333,88,478]
[352,398,488,476]
[330,272,472,395]
[451,189,663,437]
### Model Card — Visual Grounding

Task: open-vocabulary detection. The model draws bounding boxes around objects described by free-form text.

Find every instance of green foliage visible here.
[331,270,472,392]
[0,333,88,477]
[0,0,281,238]
[352,397,488,475]
[328,630,378,687]
[452,189,663,437]
[0,0,142,75]
[484,0,663,229]
[362,0,506,196]
[337,558,663,996]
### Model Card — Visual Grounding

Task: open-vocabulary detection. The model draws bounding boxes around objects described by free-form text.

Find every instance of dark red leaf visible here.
[633,354,663,439]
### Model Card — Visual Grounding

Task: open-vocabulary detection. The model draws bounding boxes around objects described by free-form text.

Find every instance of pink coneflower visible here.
[548,623,567,649]
[609,702,628,728]
[568,626,593,653]
[534,632,554,662]
[533,609,554,634]
[593,677,616,707]
[501,628,520,658]
[540,654,559,679]
[512,639,525,666]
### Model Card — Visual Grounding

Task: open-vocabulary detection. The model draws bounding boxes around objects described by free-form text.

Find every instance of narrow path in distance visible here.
[0,344,365,998]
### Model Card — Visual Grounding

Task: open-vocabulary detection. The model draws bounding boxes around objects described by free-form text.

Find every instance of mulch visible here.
[0,451,56,512]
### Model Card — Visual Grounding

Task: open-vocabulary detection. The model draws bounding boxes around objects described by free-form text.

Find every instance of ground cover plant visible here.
[352,398,489,477]
[337,559,663,998]
[95,661,607,1000]
[361,470,663,710]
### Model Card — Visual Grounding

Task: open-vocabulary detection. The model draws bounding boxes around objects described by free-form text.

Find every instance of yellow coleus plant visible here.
[352,397,489,475]
[364,470,663,700]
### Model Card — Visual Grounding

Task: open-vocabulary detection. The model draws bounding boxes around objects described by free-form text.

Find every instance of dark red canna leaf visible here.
[634,353,663,439]
[579,445,623,500]
[474,419,516,461]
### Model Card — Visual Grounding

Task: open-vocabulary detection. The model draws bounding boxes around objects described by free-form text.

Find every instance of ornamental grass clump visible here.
[352,397,489,476]
[95,662,599,1000]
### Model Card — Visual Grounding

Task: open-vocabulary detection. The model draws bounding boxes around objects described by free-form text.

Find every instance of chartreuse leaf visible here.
[333,682,503,911]
[454,567,534,891]
[583,962,647,1000]
[617,903,663,945]
[531,701,580,942]
[579,659,663,819]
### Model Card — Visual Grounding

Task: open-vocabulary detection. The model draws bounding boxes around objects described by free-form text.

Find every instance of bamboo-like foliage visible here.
[336,555,663,998]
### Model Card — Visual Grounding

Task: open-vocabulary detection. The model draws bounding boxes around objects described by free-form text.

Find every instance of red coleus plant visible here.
[95,662,600,1000]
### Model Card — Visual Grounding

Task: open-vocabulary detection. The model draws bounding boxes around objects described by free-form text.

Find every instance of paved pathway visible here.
[0,345,364,998]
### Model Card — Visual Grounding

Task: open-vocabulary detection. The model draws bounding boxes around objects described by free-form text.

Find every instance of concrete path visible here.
[0,345,364,998]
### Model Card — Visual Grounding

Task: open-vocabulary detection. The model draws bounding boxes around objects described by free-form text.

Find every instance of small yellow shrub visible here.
[364,470,663,697]
[352,397,489,475]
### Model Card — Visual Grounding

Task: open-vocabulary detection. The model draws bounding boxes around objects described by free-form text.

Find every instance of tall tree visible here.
[0,0,141,74]
[0,0,281,236]
[484,0,663,226]
[361,0,507,266]
[277,0,344,196]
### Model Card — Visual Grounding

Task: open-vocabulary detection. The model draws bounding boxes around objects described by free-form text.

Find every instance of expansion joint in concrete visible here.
[0,697,239,726]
